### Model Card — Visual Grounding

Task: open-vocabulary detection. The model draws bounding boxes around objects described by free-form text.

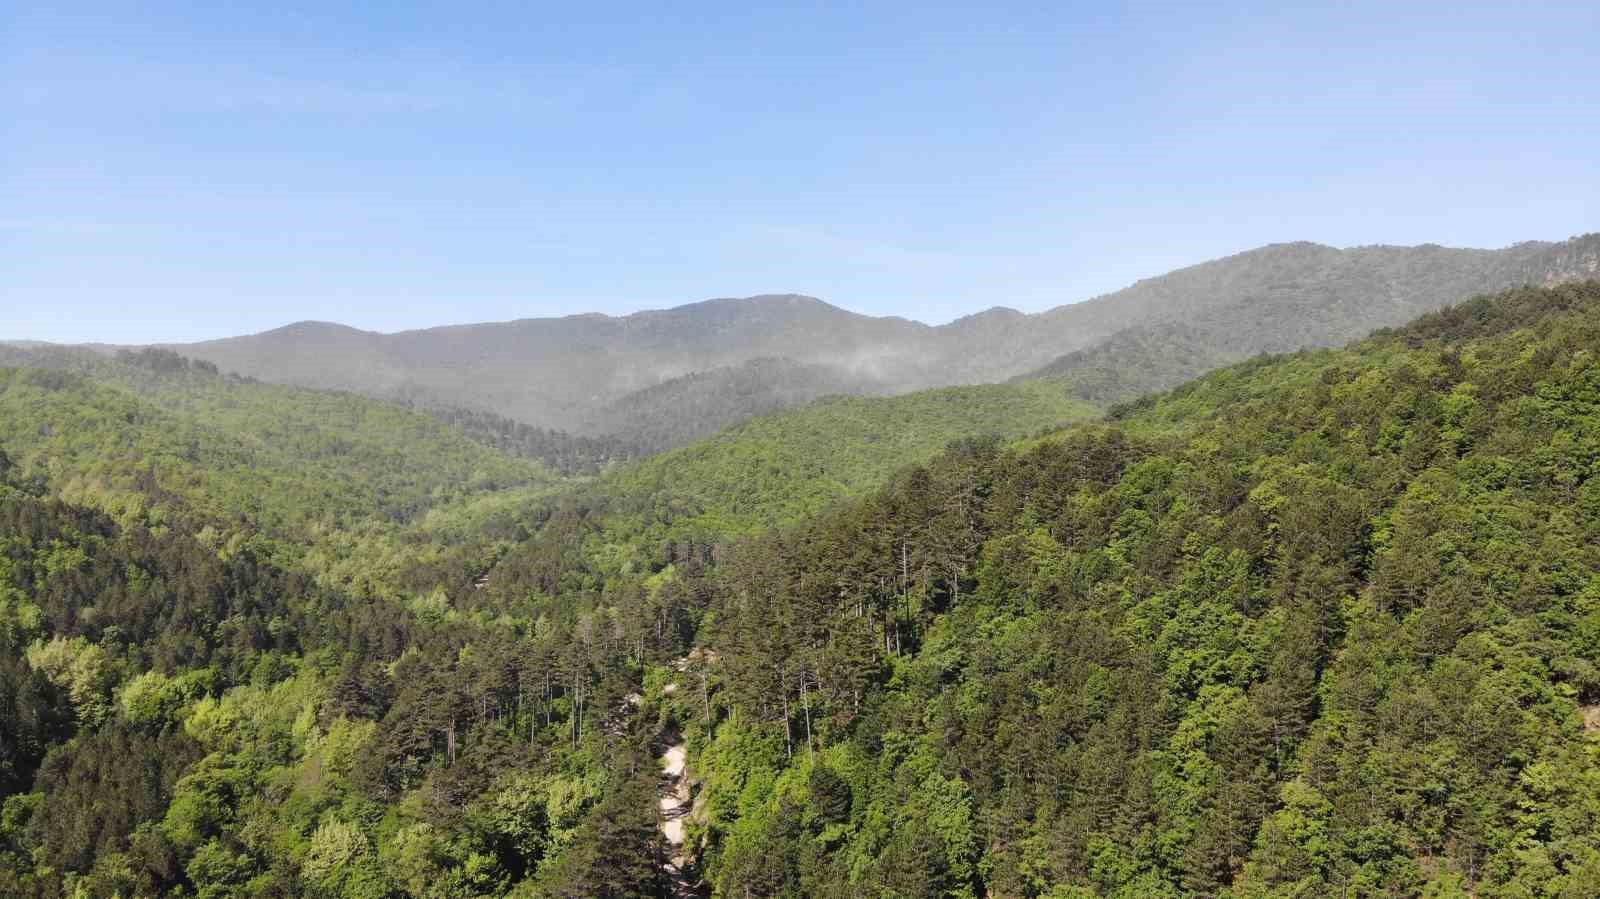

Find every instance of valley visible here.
[4,257,1600,897]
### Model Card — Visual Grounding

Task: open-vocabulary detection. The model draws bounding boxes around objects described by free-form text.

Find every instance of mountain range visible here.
[20,233,1600,455]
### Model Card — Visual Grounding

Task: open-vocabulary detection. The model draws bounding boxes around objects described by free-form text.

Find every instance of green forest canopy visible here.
[2,282,1600,897]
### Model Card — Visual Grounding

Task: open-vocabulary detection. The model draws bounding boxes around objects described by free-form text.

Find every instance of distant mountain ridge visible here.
[170,294,931,432]
[1024,234,1600,402]
[58,232,1600,445]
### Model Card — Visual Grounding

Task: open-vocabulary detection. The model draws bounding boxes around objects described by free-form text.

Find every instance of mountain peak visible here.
[957,305,1025,322]
[258,320,375,339]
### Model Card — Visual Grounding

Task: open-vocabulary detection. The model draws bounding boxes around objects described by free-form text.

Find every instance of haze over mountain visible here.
[51,232,1600,452]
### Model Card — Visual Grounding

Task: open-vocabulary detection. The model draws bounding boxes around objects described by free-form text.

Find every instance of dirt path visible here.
[658,738,698,895]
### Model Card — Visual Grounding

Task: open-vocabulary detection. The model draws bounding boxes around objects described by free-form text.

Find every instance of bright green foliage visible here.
[0,350,572,610]
[25,636,119,729]
[683,282,1600,896]
[304,819,385,897]
[599,381,1095,540]
[0,355,555,536]
[120,668,215,728]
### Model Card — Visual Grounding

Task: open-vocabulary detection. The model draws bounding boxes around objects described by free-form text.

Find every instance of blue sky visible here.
[4,1,1598,343]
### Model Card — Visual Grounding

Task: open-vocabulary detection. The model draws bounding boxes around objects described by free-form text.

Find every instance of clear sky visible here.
[4,1,1598,343]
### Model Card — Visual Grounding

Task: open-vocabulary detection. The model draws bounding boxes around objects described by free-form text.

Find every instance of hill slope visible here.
[0,346,559,593]
[677,280,1600,897]
[589,379,1097,541]
[1025,233,1600,402]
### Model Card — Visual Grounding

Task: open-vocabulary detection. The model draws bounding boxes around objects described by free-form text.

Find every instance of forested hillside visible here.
[591,381,1095,540]
[421,404,638,476]
[0,346,562,598]
[676,280,1600,897]
[358,357,889,475]
[0,462,621,899]
[0,341,630,479]
[4,282,1600,898]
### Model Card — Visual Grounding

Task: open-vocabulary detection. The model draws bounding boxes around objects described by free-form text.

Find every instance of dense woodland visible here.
[421,405,640,476]
[685,282,1600,897]
[3,282,1600,897]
